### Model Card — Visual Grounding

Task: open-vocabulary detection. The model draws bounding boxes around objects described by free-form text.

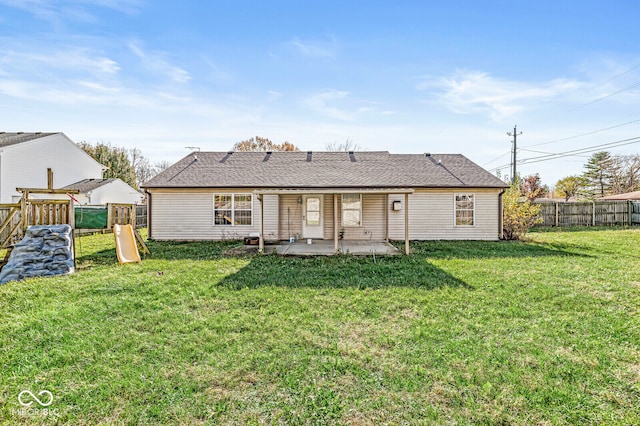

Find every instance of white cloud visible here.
[419,70,584,121]
[285,37,337,59]
[0,0,142,25]
[128,42,191,83]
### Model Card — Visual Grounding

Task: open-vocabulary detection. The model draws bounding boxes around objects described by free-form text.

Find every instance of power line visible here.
[482,150,511,166]
[522,118,640,149]
[488,135,640,172]
[573,80,640,110]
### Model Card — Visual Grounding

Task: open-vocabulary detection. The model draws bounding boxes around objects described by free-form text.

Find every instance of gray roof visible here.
[0,132,57,148]
[63,178,118,192]
[143,151,507,189]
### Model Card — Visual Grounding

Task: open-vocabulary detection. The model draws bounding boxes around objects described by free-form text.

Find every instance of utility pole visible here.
[507,125,522,183]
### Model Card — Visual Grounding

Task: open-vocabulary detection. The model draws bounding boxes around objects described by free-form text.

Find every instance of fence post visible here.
[592,201,596,226]
[629,200,633,226]
[555,202,559,227]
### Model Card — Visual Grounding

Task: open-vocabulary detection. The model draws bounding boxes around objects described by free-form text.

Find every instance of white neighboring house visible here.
[0,132,106,203]
[63,178,144,205]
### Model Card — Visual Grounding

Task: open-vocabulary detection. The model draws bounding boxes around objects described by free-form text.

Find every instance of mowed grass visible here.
[1,229,639,425]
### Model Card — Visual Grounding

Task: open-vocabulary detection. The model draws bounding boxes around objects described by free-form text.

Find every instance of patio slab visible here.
[263,240,401,256]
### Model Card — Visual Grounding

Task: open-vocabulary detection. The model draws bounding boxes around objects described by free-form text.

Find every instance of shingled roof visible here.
[62,178,119,192]
[0,132,57,148]
[143,151,507,189]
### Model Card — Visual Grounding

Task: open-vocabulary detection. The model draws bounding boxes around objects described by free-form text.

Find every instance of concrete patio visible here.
[263,240,402,256]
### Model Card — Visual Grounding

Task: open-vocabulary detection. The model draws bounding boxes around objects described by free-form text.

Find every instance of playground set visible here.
[0,172,148,284]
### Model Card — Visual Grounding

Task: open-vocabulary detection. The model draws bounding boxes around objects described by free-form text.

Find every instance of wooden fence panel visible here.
[534,200,637,227]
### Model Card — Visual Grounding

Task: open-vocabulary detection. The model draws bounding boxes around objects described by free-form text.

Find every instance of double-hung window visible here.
[454,193,475,226]
[342,193,362,226]
[214,193,252,225]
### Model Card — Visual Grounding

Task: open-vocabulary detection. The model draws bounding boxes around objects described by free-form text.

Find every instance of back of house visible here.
[141,151,508,242]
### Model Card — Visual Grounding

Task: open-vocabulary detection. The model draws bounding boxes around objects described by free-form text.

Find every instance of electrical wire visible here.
[488,135,640,172]
[522,118,640,149]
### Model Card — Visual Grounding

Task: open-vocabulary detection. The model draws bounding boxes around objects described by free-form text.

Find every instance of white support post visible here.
[258,195,264,253]
[404,192,409,255]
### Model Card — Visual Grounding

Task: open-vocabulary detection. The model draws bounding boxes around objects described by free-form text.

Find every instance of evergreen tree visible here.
[582,151,613,198]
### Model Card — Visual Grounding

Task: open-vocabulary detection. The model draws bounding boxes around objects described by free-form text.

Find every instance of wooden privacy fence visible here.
[0,198,73,247]
[534,200,640,227]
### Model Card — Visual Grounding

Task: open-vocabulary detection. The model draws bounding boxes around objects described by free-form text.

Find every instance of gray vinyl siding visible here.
[150,190,277,241]
[150,188,501,242]
[388,189,501,241]
[334,194,385,240]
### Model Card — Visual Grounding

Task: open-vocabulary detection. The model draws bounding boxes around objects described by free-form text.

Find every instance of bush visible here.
[503,179,543,240]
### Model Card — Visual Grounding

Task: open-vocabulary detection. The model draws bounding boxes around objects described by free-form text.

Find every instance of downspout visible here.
[498,189,505,240]
[145,189,152,240]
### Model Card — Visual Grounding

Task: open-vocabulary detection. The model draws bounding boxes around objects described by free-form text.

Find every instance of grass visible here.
[1,228,639,424]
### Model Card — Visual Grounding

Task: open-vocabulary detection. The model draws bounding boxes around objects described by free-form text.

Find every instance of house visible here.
[600,190,640,201]
[142,151,508,251]
[0,132,105,203]
[62,178,144,205]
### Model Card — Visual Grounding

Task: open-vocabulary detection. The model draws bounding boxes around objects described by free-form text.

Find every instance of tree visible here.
[325,139,361,151]
[154,160,172,173]
[130,148,156,188]
[583,151,613,198]
[520,174,547,201]
[233,136,298,152]
[79,141,137,189]
[555,175,587,201]
[502,178,543,240]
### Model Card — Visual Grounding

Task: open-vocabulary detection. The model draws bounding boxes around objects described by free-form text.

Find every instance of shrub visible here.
[503,179,543,240]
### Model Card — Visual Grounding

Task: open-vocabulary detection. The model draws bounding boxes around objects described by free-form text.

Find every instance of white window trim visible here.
[342,193,362,227]
[213,193,253,226]
[454,193,475,227]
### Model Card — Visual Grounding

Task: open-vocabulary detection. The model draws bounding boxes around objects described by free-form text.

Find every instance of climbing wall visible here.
[0,225,74,285]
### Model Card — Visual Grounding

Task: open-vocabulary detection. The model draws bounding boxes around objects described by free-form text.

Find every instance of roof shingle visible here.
[143,151,507,189]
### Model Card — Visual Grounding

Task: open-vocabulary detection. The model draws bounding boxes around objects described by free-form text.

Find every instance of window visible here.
[455,193,474,226]
[214,193,252,225]
[342,193,362,226]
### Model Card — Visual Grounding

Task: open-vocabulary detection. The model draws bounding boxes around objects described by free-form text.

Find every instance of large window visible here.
[214,193,252,226]
[455,193,474,226]
[342,193,362,226]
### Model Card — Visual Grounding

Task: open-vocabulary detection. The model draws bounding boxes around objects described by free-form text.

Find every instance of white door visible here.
[302,195,324,239]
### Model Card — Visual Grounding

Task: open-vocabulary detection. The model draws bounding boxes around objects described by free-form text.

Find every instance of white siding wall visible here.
[150,190,279,241]
[389,189,501,241]
[89,180,144,205]
[1,134,104,203]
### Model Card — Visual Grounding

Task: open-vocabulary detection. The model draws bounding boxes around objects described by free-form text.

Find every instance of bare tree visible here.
[325,139,361,151]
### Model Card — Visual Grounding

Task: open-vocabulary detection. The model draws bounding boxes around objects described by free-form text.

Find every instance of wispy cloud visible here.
[128,42,191,83]
[0,0,142,25]
[305,89,384,121]
[2,48,120,74]
[419,70,583,121]
[285,36,338,59]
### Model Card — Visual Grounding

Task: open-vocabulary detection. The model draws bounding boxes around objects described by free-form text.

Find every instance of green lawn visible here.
[1,229,639,425]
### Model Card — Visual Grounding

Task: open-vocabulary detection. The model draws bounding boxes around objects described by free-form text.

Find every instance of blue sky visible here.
[1,0,639,185]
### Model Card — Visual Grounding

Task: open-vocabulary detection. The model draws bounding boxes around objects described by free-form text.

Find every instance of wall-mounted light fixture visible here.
[392,200,401,211]
[297,196,303,204]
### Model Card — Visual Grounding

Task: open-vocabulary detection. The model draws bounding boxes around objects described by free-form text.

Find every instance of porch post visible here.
[334,193,339,253]
[258,195,264,253]
[404,192,409,255]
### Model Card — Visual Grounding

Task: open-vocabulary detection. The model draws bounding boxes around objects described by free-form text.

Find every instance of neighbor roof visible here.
[143,151,507,189]
[601,190,640,200]
[0,132,57,148]
[63,178,119,192]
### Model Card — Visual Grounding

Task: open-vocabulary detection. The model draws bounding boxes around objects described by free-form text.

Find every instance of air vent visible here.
[263,151,272,162]
[220,151,233,163]
[306,151,312,162]
[349,151,356,162]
